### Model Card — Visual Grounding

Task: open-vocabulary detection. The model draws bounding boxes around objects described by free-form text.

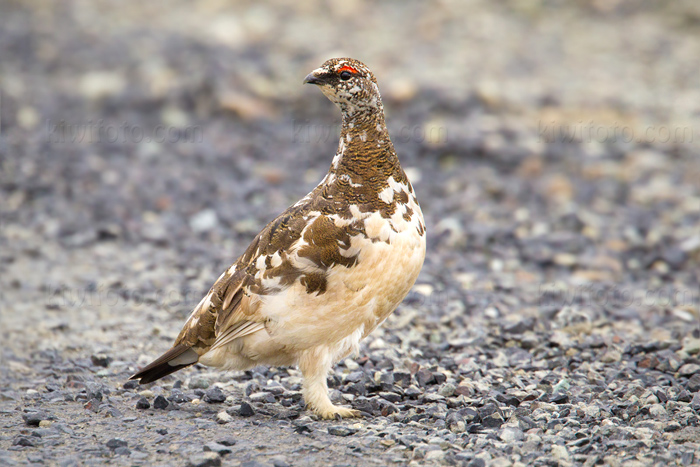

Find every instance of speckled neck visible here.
[328,108,403,188]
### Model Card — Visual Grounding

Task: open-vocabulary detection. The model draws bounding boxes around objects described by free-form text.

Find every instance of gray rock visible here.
[239,402,256,417]
[216,411,232,424]
[679,364,700,376]
[249,391,275,404]
[136,397,150,409]
[691,393,700,410]
[204,387,226,403]
[328,426,358,436]
[439,383,456,397]
[13,437,35,447]
[22,411,48,426]
[106,438,128,449]
[187,452,222,467]
[499,426,525,443]
[153,395,169,409]
[393,371,412,388]
[415,369,435,386]
[189,378,211,390]
[379,392,402,403]
[686,374,700,392]
[204,442,232,455]
[446,412,466,433]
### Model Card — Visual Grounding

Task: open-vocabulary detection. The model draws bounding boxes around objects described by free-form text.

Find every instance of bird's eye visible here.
[340,71,352,81]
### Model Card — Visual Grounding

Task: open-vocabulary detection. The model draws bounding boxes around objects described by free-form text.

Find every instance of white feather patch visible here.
[378,186,394,204]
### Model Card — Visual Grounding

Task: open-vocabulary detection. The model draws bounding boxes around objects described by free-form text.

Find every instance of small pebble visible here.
[328,426,358,437]
[239,402,256,417]
[153,395,169,410]
[136,397,150,409]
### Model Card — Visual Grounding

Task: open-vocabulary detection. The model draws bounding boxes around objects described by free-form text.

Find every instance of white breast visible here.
[260,195,425,352]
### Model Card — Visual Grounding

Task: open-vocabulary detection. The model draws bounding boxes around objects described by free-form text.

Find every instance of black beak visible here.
[303,72,326,85]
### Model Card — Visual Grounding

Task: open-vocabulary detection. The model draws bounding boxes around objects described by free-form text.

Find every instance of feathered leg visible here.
[298,347,360,419]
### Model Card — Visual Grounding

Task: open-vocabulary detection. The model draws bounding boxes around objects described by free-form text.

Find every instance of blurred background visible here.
[2,0,700,464]
[2,0,700,375]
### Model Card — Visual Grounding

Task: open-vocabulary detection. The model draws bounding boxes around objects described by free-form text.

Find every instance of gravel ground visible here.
[2,1,700,466]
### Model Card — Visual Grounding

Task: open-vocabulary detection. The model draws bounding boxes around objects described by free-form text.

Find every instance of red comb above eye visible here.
[338,65,358,74]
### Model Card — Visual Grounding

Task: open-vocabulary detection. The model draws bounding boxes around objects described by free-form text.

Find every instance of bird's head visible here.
[304,58,383,117]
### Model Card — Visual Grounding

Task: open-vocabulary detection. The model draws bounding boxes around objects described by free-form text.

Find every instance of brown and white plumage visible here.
[130,58,426,419]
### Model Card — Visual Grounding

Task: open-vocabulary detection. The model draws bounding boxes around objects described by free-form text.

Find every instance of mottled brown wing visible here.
[172,204,314,354]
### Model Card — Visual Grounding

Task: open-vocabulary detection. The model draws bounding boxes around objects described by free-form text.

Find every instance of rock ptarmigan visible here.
[130,58,426,419]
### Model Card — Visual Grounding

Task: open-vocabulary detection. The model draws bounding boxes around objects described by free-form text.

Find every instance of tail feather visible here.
[130,344,199,384]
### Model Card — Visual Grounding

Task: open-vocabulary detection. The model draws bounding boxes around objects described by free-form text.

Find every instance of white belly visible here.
[261,208,426,353]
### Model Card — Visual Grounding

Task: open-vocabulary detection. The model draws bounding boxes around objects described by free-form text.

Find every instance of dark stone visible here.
[404,386,423,398]
[239,402,256,417]
[378,400,399,416]
[328,426,358,436]
[547,418,566,431]
[662,247,687,268]
[505,396,521,407]
[517,415,538,431]
[481,413,504,428]
[249,391,275,404]
[156,428,168,435]
[168,390,192,404]
[504,318,535,334]
[678,390,693,403]
[415,369,435,386]
[376,359,394,371]
[691,393,700,411]
[204,442,233,455]
[187,453,222,467]
[433,372,447,385]
[123,380,139,390]
[90,354,112,368]
[273,409,300,420]
[680,452,694,466]
[352,398,376,416]
[393,371,412,388]
[85,383,105,401]
[446,412,466,431]
[265,383,286,395]
[106,407,123,418]
[45,383,61,392]
[459,407,480,423]
[550,393,569,404]
[378,371,394,387]
[217,437,237,446]
[22,411,48,426]
[13,437,35,447]
[379,392,402,403]
[204,387,226,403]
[467,424,483,433]
[293,423,312,434]
[106,438,128,450]
[344,382,367,396]
[245,381,260,396]
[655,390,668,403]
[136,397,150,409]
[153,395,169,409]
[326,374,341,388]
[686,374,700,393]
[664,422,682,432]
[479,404,498,418]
